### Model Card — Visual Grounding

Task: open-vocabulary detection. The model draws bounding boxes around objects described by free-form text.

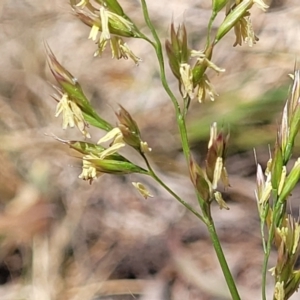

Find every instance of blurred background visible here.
[0,0,300,299]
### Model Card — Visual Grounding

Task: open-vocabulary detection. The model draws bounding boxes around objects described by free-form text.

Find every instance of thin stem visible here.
[261,222,267,254]
[140,0,180,112]
[206,11,217,47]
[259,202,269,255]
[141,6,204,217]
[262,190,279,300]
[262,236,272,300]
[140,2,240,299]
[262,216,276,300]
[140,0,191,163]
[177,111,191,161]
[142,154,204,222]
[183,95,191,116]
[207,221,241,300]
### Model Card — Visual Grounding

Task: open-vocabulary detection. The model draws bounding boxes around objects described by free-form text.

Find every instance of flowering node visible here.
[110,37,142,65]
[271,145,283,190]
[283,70,300,162]
[272,216,300,299]
[46,44,113,133]
[256,180,272,205]
[165,23,190,80]
[191,49,225,75]
[72,0,139,37]
[215,0,253,45]
[116,105,139,134]
[55,93,91,138]
[45,42,80,91]
[179,63,194,99]
[116,106,151,154]
[214,0,268,46]
[53,138,148,184]
[78,154,148,184]
[196,74,219,103]
[165,24,224,103]
[189,157,211,202]
[233,14,258,47]
[71,0,142,63]
[206,123,229,188]
[285,271,300,299]
[212,157,224,189]
[279,158,300,203]
[79,156,98,184]
[140,141,152,153]
[279,103,289,160]
[255,163,265,201]
[97,127,126,159]
[191,47,224,102]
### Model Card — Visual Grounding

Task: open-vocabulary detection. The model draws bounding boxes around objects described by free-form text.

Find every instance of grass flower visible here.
[97,127,123,144]
[233,15,258,47]
[88,23,100,41]
[132,182,153,199]
[76,145,149,184]
[215,0,268,45]
[189,157,211,202]
[191,50,224,102]
[71,0,142,63]
[114,38,142,65]
[271,216,300,299]
[255,163,272,204]
[179,63,194,99]
[46,43,113,132]
[140,141,152,153]
[165,23,190,80]
[97,127,126,158]
[189,123,230,209]
[116,105,151,154]
[55,93,91,138]
[191,50,225,74]
[78,153,148,184]
[196,75,219,102]
[206,123,229,188]
[78,154,99,183]
[214,191,229,210]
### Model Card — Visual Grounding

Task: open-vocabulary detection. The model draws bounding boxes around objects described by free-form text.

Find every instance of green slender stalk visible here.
[260,202,269,254]
[206,11,217,47]
[140,0,191,161]
[262,212,277,300]
[183,95,191,116]
[142,154,204,222]
[207,221,241,300]
[262,191,280,300]
[141,0,240,300]
[140,2,241,299]
[262,231,273,300]
[140,0,180,110]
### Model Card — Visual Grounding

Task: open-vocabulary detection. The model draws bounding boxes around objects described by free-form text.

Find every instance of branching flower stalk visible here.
[256,70,300,300]
[140,1,266,299]
[44,0,300,299]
